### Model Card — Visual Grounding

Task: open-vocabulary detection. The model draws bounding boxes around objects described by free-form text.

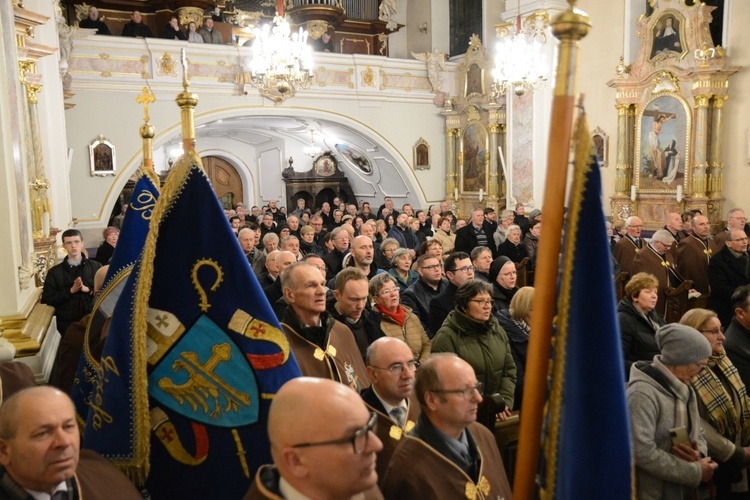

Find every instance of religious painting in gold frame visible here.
[89,134,116,177]
[649,10,689,63]
[635,93,691,193]
[459,121,489,193]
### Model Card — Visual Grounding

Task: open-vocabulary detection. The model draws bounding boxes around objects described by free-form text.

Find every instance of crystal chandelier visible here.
[303,129,323,158]
[492,5,550,97]
[247,13,314,103]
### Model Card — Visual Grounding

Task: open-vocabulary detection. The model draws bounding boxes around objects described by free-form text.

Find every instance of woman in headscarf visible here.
[489,256,518,312]
[94,226,119,265]
[682,308,750,497]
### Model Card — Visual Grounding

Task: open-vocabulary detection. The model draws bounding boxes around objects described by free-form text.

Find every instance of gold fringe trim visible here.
[541,104,593,499]
[127,151,205,484]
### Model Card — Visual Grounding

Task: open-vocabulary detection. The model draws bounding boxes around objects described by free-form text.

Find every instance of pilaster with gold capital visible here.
[692,95,710,198]
[708,95,727,197]
[488,123,501,202]
[446,128,459,198]
[615,104,631,195]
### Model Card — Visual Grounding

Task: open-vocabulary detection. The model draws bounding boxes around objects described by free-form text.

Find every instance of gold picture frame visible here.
[89,134,116,177]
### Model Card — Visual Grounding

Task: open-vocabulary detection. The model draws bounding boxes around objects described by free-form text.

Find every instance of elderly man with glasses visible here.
[245,377,383,499]
[381,354,512,499]
[709,229,750,328]
[614,215,645,275]
[714,208,750,251]
[361,337,421,486]
[631,228,688,316]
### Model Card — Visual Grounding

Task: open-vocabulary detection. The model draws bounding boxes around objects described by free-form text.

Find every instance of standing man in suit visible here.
[454,209,498,258]
[675,214,718,295]
[361,337,420,485]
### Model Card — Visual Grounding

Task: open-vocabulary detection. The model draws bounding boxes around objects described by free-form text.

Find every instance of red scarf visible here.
[376,303,406,326]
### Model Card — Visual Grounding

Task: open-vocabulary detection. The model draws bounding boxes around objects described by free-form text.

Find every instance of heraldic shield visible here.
[80,152,301,499]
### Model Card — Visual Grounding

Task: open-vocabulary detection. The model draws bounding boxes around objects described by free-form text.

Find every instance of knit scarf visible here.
[376,303,406,326]
[511,317,531,338]
[692,353,750,443]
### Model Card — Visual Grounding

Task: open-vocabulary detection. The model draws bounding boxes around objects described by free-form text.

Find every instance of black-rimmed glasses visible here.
[369,359,420,376]
[431,382,484,399]
[290,412,378,454]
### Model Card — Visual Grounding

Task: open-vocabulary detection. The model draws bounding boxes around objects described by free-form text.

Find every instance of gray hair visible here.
[369,272,398,298]
[651,229,675,244]
[391,247,411,267]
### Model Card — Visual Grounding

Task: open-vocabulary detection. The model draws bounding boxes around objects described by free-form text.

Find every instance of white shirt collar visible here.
[26,481,68,500]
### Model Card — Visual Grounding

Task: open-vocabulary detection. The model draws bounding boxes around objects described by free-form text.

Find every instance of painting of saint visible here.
[461,123,488,192]
[638,95,688,191]
[650,15,683,59]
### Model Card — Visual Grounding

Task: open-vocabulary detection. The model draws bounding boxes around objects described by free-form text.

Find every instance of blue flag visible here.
[81,152,301,497]
[539,110,632,498]
[71,167,160,423]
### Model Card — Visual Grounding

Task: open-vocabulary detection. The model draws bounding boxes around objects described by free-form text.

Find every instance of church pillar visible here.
[691,94,710,198]
[446,127,458,201]
[488,122,500,207]
[708,95,726,197]
[614,103,630,195]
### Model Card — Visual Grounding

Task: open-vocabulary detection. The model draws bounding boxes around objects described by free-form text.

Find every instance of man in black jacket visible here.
[454,209,498,258]
[402,255,448,337]
[328,268,384,359]
[120,10,153,38]
[709,228,750,327]
[41,230,101,334]
[428,252,475,334]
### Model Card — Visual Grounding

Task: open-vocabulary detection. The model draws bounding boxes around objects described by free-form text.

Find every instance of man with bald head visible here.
[361,338,420,485]
[0,387,139,499]
[613,215,645,274]
[663,212,684,246]
[709,228,750,327]
[346,235,382,280]
[244,377,384,499]
[258,249,280,288]
[675,214,719,295]
[381,354,512,498]
[121,10,152,37]
[281,262,370,390]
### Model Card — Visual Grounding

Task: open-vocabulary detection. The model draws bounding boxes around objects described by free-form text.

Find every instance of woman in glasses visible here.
[370,274,431,362]
[681,308,750,498]
[432,280,516,429]
[489,256,518,312]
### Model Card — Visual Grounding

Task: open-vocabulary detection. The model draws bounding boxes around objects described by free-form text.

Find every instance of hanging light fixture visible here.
[303,129,323,158]
[492,2,550,97]
[247,12,314,103]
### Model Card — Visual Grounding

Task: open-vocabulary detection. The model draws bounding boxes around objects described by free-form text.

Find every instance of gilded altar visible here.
[608,0,739,230]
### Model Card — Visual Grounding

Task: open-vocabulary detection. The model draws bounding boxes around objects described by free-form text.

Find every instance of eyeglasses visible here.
[420,264,443,271]
[369,359,420,376]
[379,287,399,296]
[629,225,643,228]
[468,299,493,307]
[431,382,484,400]
[700,327,724,335]
[291,412,378,454]
[450,266,476,273]
[730,237,749,243]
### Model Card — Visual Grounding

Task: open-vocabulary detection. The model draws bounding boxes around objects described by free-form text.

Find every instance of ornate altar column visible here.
[691,94,710,198]
[614,103,630,195]
[488,122,501,207]
[445,127,459,201]
[708,95,726,196]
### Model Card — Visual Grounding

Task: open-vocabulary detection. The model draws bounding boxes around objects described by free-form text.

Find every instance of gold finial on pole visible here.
[137,87,156,170]
[176,48,198,154]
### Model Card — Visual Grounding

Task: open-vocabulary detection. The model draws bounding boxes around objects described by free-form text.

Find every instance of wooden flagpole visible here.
[512,2,590,499]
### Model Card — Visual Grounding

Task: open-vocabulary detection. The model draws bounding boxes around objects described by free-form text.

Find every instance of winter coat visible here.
[432,309,516,408]
[618,297,667,378]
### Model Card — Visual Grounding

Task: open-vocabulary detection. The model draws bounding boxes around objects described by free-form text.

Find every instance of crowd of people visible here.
[25,192,750,498]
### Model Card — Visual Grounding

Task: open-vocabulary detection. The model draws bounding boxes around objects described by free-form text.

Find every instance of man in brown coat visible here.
[382,354,512,499]
[281,262,369,391]
[675,214,719,295]
[613,216,645,275]
[631,229,685,316]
